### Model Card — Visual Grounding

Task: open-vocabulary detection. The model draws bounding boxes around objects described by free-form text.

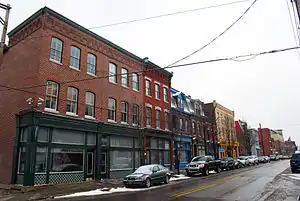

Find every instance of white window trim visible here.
[154,81,160,85]
[49,58,63,65]
[121,121,129,125]
[122,84,129,89]
[108,119,117,123]
[66,112,78,117]
[146,94,152,98]
[164,109,169,113]
[132,123,138,127]
[44,108,59,113]
[85,115,95,120]
[69,65,81,72]
[145,76,152,81]
[155,106,161,111]
[163,85,169,89]
[133,88,139,92]
[145,103,152,108]
[146,125,152,128]
[87,72,96,77]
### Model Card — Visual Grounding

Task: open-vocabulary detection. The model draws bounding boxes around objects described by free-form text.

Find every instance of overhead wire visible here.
[0,46,299,93]
[88,0,251,29]
[166,0,259,67]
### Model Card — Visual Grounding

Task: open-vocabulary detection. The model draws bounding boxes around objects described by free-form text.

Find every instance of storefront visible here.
[174,137,192,170]
[12,111,141,186]
[143,128,172,169]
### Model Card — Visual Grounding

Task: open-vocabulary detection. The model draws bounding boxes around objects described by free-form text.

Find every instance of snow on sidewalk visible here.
[282,173,300,180]
[56,175,191,199]
[170,174,190,181]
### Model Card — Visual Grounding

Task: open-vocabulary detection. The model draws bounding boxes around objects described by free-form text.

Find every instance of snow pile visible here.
[282,173,300,180]
[55,186,160,198]
[170,174,190,181]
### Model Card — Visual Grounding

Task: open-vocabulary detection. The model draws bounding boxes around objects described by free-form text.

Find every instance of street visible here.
[59,160,300,201]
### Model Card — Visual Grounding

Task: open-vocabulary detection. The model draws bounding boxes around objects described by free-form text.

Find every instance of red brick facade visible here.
[0,7,166,184]
[258,128,272,156]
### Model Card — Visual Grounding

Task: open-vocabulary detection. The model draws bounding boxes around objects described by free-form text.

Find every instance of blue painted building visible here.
[170,88,193,170]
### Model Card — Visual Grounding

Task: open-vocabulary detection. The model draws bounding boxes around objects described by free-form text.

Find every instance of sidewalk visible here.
[0,178,124,201]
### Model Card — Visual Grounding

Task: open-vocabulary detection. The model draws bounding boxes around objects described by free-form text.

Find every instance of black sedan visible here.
[220,157,235,170]
[123,164,171,188]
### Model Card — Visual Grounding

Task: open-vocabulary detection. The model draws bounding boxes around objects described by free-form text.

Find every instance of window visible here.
[164,112,169,130]
[85,92,95,117]
[38,127,49,142]
[185,120,188,132]
[132,73,139,91]
[87,133,96,145]
[35,147,47,173]
[50,37,63,63]
[67,87,78,114]
[145,79,151,96]
[110,150,133,170]
[163,87,168,102]
[51,148,83,172]
[87,152,94,175]
[146,106,152,126]
[110,136,133,147]
[45,81,59,110]
[20,127,28,142]
[179,118,183,130]
[108,98,116,121]
[121,101,128,123]
[87,53,96,75]
[18,147,26,173]
[70,46,80,69]
[155,83,160,99]
[132,104,139,125]
[156,109,161,128]
[109,63,117,83]
[52,129,85,145]
[195,103,201,115]
[192,121,196,133]
[121,68,129,87]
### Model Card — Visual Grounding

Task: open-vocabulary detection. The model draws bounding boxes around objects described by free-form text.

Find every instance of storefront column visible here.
[170,136,174,170]
[95,125,101,181]
[23,117,37,186]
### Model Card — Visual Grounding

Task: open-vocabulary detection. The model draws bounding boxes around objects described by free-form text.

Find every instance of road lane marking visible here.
[171,176,239,198]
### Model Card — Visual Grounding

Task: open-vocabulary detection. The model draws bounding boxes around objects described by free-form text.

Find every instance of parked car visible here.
[258,156,266,163]
[283,155,289,159]
[270,155,277,161]
[246,156,258,165]
[123,164,171,188]
[237,156,250,167]
[264,156,271,163]
[185,155,221,176]
[277,155,283,160]
[220,157,235,170]
[290,152,300,173]
[233,158,243,169]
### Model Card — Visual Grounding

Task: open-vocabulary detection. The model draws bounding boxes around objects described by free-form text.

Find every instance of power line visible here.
[166,0,258,67]
[286,0,300,58]
[0,46,299,92]
[88,0,251,29]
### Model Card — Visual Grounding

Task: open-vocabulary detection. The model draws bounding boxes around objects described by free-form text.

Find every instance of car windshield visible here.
[191,156,207,162]
[292,154,300,159]
[134,165,153,174]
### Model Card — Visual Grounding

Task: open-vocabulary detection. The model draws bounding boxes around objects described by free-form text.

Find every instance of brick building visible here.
[0,7,171,186]
[258,128,272,156]
[142,60,173,168]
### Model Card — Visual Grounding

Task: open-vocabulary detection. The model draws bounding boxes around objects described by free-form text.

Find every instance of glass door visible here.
[87,150,95,180]
[100,151,107,178]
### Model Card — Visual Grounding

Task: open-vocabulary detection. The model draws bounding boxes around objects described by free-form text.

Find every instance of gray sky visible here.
[2,0,300,145]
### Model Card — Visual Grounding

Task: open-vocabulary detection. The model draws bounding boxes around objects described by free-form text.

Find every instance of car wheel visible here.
[203,167,209,176]
[164,175,170,184]
[292,169,296,173]
[216,166,221,173]
[232,165,235,170]
[145,178,151,188]
[187,172,192,177]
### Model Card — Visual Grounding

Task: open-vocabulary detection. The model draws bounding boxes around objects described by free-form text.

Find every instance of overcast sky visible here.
[2,0,300,145]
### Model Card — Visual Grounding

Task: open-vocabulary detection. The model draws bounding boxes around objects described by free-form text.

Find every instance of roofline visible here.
[8,6,170,75]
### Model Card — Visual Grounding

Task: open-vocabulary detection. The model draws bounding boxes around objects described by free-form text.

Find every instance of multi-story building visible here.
[142,60,173,169]
[205,101,239,158]
[170,89,210,170]
[248,129,260,156]
[235,120,248,156]
[282,136,297,157]
[258,128,272,156]
[270,129,284,154]
[0,7,170,186]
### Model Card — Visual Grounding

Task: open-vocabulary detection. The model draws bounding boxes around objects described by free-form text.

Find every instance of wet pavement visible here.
[57,160,300,201]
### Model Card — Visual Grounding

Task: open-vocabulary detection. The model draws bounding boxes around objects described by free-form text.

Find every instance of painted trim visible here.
[164,109,169,113]
[69,65,81,72]
[155,106,161,111]
[84,115,95,120]
[108,119,117,123]
[145,76,152,81]
[49,58,62,66]
[163,85,169,89]
[44,108,59,113]
[66,112,78,117]
[154,81,160,85]
[145,103,152,108]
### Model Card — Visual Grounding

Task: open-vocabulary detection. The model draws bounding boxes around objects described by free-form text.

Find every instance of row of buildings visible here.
[0,7,296,187]
[235,121,297,157]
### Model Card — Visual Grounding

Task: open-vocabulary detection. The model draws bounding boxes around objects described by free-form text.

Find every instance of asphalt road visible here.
[60,160,300,201]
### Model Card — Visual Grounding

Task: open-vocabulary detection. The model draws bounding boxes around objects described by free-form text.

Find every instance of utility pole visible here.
[0,3,11,62]
[259,123,265,156]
